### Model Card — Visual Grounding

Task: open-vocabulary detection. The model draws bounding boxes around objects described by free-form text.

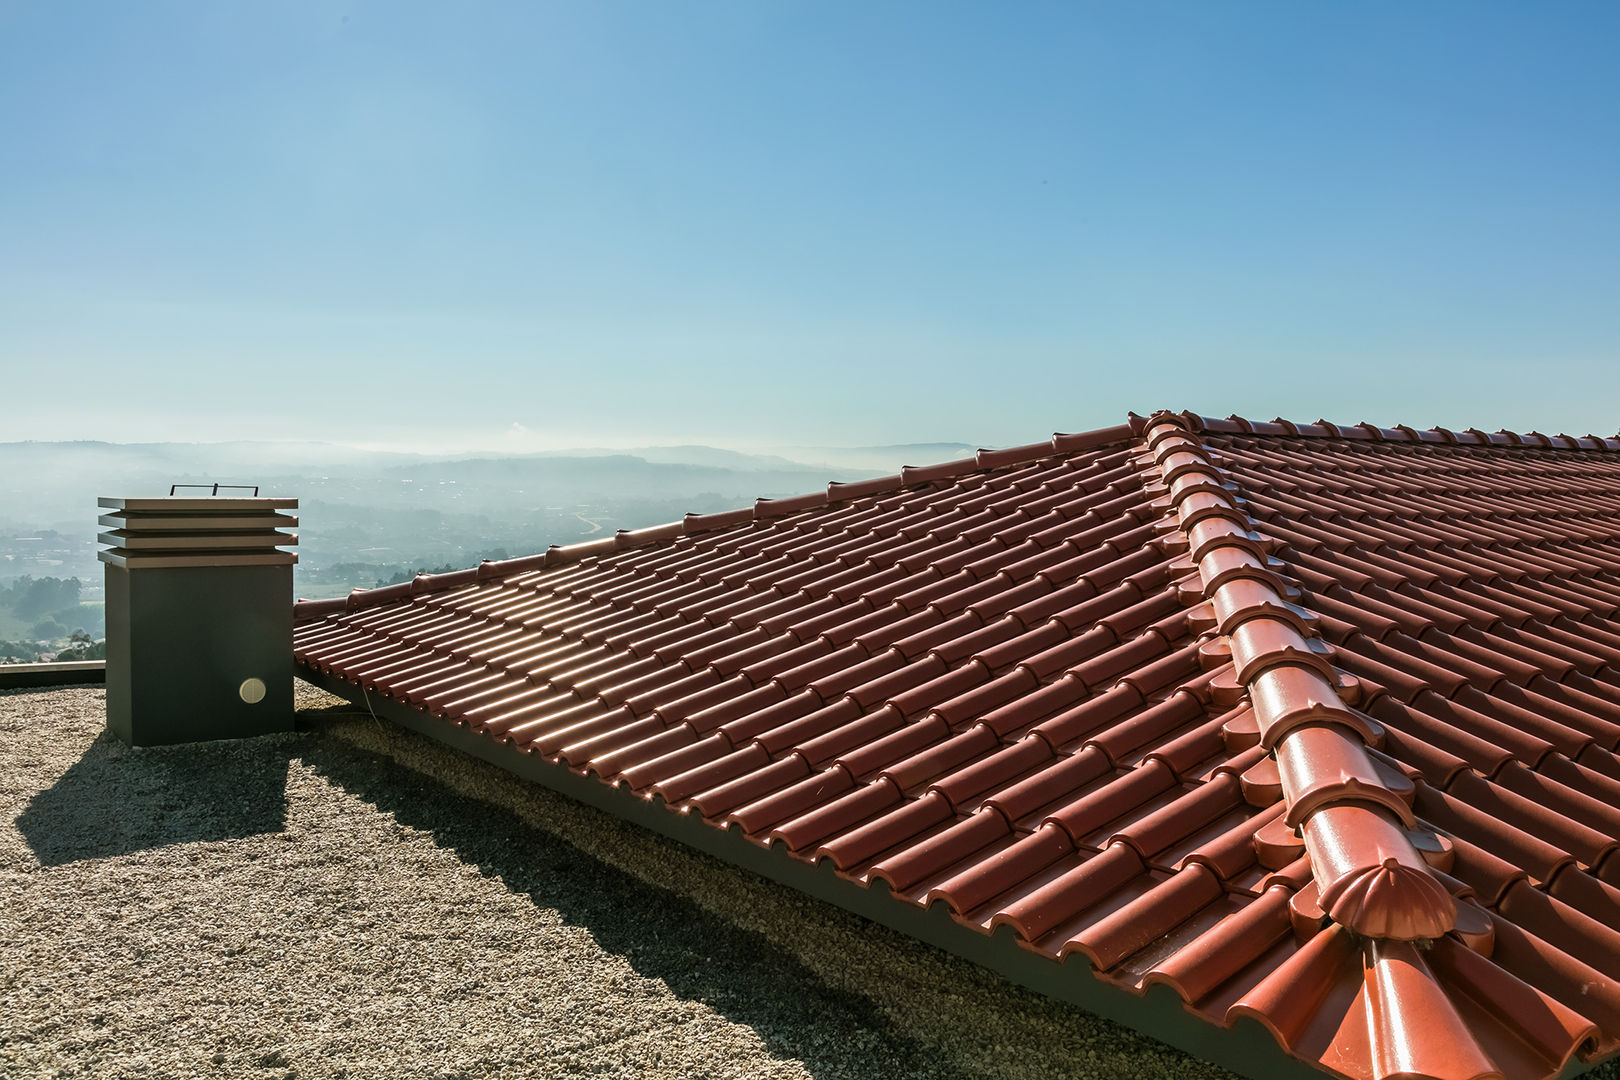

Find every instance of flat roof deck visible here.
[3,680,1230,1080]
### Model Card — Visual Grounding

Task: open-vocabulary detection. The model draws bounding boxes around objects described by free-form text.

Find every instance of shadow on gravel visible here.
[294,726,954,1080]
[17,730,291,866]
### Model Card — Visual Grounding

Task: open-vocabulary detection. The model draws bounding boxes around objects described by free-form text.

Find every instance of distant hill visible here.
[381,453,853,507]
[765,443,980,473]
[524,445,818,472]
[0,440,978,524]
[0,438,984,590]
[0,440,423,526]
[512,442,984,474]
[0,438,982,527]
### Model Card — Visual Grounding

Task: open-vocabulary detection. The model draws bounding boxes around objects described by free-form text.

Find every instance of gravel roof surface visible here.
[5,681,1607,1080]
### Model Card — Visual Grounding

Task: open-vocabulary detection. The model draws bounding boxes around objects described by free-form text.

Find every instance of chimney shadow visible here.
[16,728,291,867]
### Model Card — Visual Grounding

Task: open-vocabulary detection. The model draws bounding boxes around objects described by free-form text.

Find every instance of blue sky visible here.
[2,1,1616,451]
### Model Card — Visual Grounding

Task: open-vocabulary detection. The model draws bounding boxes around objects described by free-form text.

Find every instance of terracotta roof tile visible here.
[295,411,1620,1080]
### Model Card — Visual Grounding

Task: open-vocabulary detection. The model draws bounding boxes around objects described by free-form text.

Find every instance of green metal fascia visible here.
[0,661,107,691]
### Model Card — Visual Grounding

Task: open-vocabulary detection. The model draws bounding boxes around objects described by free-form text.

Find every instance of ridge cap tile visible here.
[1141,418,1457,943]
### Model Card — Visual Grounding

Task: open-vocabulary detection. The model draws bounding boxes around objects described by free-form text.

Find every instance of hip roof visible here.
[293,410,1620,1080]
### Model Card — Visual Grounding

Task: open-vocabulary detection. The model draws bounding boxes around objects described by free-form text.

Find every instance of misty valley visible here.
[0,438,973,661]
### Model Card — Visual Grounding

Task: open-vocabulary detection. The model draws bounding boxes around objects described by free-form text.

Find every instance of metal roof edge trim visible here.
[292,419,1142,622]
[0,660,107,691]
[297,661,1337,1080]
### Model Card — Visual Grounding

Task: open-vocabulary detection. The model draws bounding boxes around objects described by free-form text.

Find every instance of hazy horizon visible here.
[0,432,985,459]
[0,435,987,647]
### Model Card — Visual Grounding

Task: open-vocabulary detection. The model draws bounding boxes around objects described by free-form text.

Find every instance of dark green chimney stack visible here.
[98,494,298,746]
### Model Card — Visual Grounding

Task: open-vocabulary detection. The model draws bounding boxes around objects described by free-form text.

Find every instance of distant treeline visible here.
[1,575,82,619]
[0,575,102,656]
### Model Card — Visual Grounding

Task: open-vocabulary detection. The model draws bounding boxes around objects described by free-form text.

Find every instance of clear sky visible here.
[2,1,1617,452]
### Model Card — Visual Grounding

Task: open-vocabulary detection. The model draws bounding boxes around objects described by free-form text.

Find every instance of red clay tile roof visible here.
[293,411,1620,1080]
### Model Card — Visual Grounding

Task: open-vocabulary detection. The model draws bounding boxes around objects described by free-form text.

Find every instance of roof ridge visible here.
[1139,410,1457,939]
[1131,410,1620,452]
[293,420,1139,622]
[1134,408,1572,1079]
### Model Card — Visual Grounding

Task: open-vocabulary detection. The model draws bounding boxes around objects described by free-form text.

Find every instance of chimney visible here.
[98,488,298,746]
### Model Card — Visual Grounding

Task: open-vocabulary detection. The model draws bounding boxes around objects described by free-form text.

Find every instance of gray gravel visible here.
[0,681,1257,1078]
